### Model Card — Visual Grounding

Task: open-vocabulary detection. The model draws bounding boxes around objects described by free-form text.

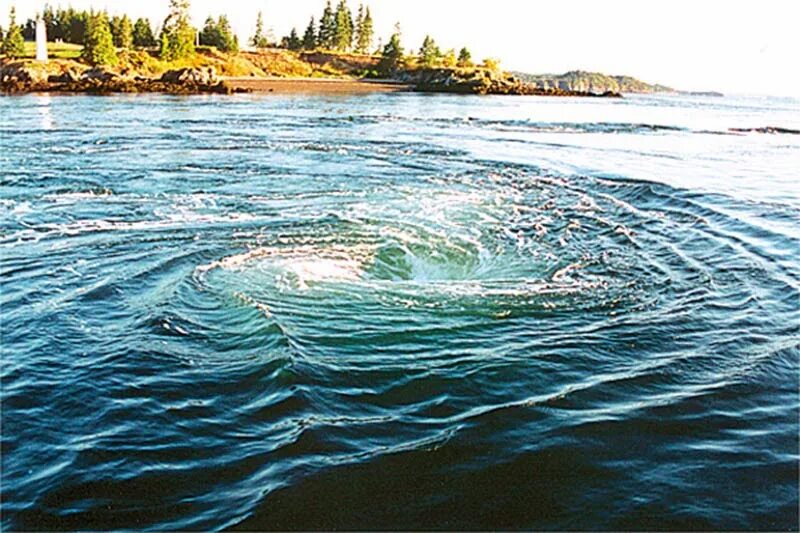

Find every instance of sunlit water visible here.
[1,92,798,530]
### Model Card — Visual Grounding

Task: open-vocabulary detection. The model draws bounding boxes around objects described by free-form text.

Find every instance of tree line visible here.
[2,0,480,74]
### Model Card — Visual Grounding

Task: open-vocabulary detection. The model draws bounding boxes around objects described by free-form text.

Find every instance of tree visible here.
[82,11,118,66]
[22,17,36,41]
[250,11,269,48]
[160,0,195,61]
[318,1,336,49]
[42,5,62,42]
[285,27,301,51]
[355,5,373,54]
[302,16,316,50]
[419,35,440,67]
[378,25,403,75]
[200,15,237,52]
[482,57,501,72]
[457,47,472,67]
[199,16,216,46]
[111,14,133,49]
[0,25,4,43]
[442,48,457,68]
[65,9,88,44]
[1,7,26,59]
[133,18,156,48]
[334,0,353,51]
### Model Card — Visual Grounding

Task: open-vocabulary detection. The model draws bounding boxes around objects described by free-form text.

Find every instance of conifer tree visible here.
[250,11,269,48]
[112,15,133,49]
[160,0,195,61]
[457,47,472,67]
[82,11,118,66]
[378,24,403,75]
[66,10,88,44]
[442,48,457,68]
[42,5,57,41]
[419,35,440,67]
[133,18,156,48]
[355,5,373,54]
[217,15,237,52]
[302,16,317,50]
[354,5,363,50]
[199,16,216,46]
[0,25,4,43]
[334,0,353,51]
[318,1,336,49]
[1,7,24,59]
[286,27,301,51]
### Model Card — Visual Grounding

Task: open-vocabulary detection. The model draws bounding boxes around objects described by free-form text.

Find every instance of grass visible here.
[3,44,386,80]
[21,41,83,59]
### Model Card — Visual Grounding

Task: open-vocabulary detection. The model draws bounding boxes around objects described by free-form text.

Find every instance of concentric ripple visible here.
[1,93,798,531]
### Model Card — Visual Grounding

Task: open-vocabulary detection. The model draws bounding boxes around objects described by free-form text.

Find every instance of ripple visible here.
[1,93,798,531]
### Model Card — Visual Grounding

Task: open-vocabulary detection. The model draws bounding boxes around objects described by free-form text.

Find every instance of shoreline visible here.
[222,76,412,94]
[1,62,621,97]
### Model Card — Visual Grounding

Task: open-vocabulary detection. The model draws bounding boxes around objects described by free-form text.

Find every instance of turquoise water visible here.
[1,92,798,530]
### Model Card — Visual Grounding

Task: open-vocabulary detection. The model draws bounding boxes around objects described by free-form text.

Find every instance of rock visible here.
[0,61,49,88]
[81,67,122,83]
[160,67,218,86]
[48,69,81,84]
[408,67,622,97]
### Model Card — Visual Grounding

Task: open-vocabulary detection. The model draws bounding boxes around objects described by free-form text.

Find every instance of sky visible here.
[1,0,798,96]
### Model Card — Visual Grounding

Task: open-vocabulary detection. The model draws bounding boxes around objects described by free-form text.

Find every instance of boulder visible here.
[0,61,49,86]
[81,67,122,83]
[160,67,218,86]
[48,69,81,84]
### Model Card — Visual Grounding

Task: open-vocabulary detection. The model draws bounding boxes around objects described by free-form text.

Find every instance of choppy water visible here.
[1,92,799,530]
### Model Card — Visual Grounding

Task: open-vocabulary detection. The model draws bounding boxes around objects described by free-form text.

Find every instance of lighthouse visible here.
[35,17,48,62]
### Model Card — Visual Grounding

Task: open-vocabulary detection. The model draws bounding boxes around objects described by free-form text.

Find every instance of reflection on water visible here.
[0,92,798,531]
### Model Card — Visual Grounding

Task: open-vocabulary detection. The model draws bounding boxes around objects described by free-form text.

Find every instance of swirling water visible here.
[1,92,798,531]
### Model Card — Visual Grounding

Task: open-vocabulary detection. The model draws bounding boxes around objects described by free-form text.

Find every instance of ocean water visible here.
[1,92,798,530]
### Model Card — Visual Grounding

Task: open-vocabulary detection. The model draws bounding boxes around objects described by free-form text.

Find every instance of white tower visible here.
[35,17,48,62]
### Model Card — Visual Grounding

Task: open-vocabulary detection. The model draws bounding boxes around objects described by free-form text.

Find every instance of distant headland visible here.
[0,1,622,97]
[513,70,723,97]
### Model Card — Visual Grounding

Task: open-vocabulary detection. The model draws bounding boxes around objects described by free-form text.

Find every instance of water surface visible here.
[1,92,798,530]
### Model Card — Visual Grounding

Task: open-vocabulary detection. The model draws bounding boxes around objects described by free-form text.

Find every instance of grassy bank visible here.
[7,42,380,79]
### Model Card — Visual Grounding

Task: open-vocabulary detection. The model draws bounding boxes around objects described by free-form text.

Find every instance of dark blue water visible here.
[1,92,798,530]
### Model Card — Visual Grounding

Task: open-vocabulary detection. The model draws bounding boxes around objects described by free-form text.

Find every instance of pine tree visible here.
[378,25,403,75]
[457,47,472,67]
[442,48,457,68]
[42,5,57,41]
[286,28,301,51]
[0,25,4,43]
[199,16,216,46]
[1,7,26,59]
[354,5,363,51]
[302,16,316,50]
[419,35,440,67]
[66,10,88,44]
[334,0,353,51]
[354,4,373,54]
[250,11,269,48]
[82,11,118,66]
[217,15,237,52]
[133,18,156,48]
[318,1,336,49]
[160,0,195,61]
[110,15,122,46]
[114,15,133,49]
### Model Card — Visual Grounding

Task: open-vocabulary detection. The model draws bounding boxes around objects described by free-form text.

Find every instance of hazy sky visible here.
[2,0,798,96]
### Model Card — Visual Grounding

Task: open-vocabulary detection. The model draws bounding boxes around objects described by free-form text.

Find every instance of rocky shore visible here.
[1,61,245,94]
[1,60,621,98]
[406,68,622,97]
